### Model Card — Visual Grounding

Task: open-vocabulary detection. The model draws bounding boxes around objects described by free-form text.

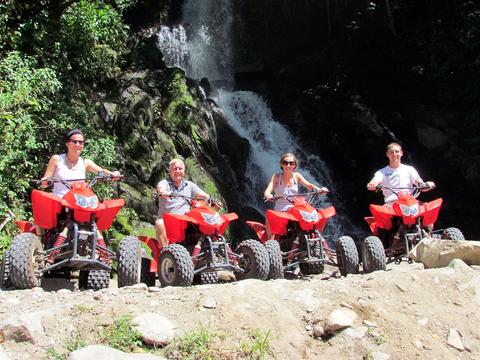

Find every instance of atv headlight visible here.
[202,212,222,225]
[299,209,319,223]
[399,203,419,217]
[74,194,99,209]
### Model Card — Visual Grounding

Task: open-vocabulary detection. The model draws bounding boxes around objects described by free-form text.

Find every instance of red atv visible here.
[3,174,124,290]
[363,184,464,268]
[117,195,269,287]
[246,191,360,278]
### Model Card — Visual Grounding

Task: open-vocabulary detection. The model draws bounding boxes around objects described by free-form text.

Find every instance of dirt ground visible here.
[1,261,479,359]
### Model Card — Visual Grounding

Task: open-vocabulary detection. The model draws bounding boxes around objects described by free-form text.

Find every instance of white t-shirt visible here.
[53,154,86,198]
[374,164,420,203]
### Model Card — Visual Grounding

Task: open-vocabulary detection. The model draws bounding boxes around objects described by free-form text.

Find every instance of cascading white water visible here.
[156,0,354,238]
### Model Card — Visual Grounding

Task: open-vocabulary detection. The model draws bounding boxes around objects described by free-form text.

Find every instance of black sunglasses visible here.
[282,160,296,166]
[69,140,85,145]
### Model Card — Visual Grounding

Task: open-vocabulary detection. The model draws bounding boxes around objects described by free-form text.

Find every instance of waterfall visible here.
[156,0,355,239]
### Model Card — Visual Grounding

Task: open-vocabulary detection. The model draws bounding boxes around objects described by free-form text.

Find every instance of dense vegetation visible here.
[0,0,137,253]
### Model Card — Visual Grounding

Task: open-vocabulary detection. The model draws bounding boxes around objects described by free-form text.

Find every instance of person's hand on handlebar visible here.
[314,186,329,194]
[419,181,436,191]
[40,177,52,189]
[263,193,274,202]
[367,182,381,191]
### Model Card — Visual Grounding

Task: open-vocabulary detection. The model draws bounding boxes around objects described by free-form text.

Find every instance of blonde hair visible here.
[169,158,185,169]
[386,142,402,151]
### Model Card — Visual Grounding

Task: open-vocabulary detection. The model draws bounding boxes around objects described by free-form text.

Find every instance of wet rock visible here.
[68,344,166,359]
[446,328,464,351]
[132,313,175,346]
[325,308,357,333]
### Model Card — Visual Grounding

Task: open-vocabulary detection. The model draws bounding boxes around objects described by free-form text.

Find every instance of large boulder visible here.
[409,238,480,268]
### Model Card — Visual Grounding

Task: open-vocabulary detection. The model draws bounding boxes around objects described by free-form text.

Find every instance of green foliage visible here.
[60,0,130,81]
[240,329,276,359]
[101,315,143,352]
[45,347,64,360]
[64,331,88,352]
[165,69,196,129]
[0,51,62,217]
[165,324,218,360]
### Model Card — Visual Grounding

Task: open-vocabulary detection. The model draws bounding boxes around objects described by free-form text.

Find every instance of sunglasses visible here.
[69,140,85,145]
[282,160,296,166]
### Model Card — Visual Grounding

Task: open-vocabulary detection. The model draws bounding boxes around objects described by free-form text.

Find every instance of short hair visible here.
[169,158,185,169]
[65,128,84,141]
[386,142,402,151]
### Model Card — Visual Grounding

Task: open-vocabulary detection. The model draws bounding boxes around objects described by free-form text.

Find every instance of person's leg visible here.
[155,218,168,248]
[265,217,275,240]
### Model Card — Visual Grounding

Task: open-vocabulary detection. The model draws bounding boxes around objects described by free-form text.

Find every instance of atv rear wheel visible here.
[442,227,465,241]
[158,244,194,287]
[86,270,110,291]
[235,239,269,280]
[117,236,142,287]
[361,236,386,273]
[1,250,12,289]
[200,271,219,285]
[336,236,359,276]
[265,240,284,279]
[10,233,44,289]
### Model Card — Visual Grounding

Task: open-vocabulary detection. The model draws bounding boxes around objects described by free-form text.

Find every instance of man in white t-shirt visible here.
[366,142,435,204]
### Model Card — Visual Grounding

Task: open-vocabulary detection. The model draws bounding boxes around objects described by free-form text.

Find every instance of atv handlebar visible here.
[33,173,123,189]
[153,192,222,209]
[265,190,327,204]
[372,183,435,198]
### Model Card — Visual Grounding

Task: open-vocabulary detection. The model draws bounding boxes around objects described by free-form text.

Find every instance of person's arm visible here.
[190,182,209,200]
[412,170,435,190]
[84,159,121,177]
[367,172,383,190]
[156,180,170,197]
[263,174,276,200]
[41,155,60,187]
[295,172,329,193]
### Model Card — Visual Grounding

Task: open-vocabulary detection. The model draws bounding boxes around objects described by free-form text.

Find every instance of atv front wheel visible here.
[265,240,284,279]
[10,233,44,289]
[442,227,465,241]
[235,239,269,280]
[336,236,359,276]
[1,250,12,289]
[117,236,142,287]
[361,236,386,273]
[158,244,194,287]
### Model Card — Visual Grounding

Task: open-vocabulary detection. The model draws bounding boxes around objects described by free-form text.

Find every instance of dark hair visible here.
[65,128,84,141]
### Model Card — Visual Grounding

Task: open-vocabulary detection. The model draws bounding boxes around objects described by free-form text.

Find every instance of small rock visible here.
[120,283,148,292]
[395,283,406,292]
[414,340,423,349]
[340,302,353,309]
[343,326,367,339]
[201,296,217,309]
[132,313,175,346]
[57,289,72,295]
[368,351,390,360]
[432,276,440,284]
[313,324,324,338]
[92,293,102,301]
[0,323,34,343]
[68,344,166,359]
[446,328,464,351]
[217,271,236,282]
[149,300,160,307]
[148,287,162,293]
[325,308,357,333]
[453,300,463,306]
[411,275,420,281]
[305,325,313,331]
[5,298,20,305]
[363,320,378,328]
[448,259,473,272]
[417,318,429,326]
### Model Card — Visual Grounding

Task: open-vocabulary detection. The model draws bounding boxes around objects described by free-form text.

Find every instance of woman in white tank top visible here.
[41,129,121,198]
[263,153,329,238]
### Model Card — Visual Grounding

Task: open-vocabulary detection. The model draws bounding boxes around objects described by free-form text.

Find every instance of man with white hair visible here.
[155,158,210,248]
